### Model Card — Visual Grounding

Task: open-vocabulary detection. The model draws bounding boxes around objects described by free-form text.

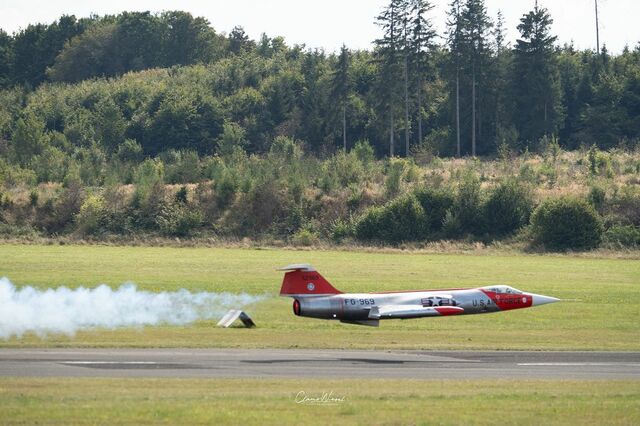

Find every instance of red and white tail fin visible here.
[278,264,342,296]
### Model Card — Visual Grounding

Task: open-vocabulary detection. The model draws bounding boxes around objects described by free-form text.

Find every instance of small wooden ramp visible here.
[217,310,256,328]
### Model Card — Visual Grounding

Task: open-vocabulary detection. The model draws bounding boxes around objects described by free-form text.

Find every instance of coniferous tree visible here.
[557,45,583,149]
[0,29,12,88]
[400,0,411,157]
[492,10,510,143]
[228,26,253,54]
[375,0,404,157]
[299,49,328,151]
[511,4,561,145]
[330,45,352,152]
[461,0,491,157]
[446,0,465,157]
[408,0,437,147]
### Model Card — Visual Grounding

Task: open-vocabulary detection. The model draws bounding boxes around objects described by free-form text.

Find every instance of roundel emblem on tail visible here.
[307,283,315,291]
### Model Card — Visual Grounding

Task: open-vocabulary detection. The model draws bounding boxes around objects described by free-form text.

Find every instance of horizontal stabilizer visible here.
[369,305,464,320]
[277,264,315,272]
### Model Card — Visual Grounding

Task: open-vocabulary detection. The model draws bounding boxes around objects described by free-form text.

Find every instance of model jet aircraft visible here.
[279,264,559,326]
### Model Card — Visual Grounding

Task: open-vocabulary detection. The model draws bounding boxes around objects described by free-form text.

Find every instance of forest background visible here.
[0,0,638,251]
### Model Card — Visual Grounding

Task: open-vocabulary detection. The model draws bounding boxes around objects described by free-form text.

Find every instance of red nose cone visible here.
[293,299,301,316]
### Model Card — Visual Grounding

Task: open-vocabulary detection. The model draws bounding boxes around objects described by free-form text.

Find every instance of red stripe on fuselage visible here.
[434,306,464,316]
[481,290,532,311]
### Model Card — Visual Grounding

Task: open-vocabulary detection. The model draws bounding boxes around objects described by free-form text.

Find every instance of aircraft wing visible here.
[368,305,464,320]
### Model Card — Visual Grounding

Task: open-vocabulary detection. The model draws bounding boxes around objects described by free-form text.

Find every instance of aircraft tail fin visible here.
[278,264,342,296]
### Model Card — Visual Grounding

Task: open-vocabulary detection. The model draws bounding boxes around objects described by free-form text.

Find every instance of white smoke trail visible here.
[0,277,265,339]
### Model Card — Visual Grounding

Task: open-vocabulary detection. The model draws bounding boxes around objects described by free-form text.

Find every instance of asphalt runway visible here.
[1,349,639,379]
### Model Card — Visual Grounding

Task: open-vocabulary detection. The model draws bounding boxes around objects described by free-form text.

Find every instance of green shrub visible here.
[135,158,164,189]
[32,146,68,183]
[352,140,374,166]
[279,202,303,236]
[483,180,534,236]
[318,162,338,194]
[116,139,143,163]
[607,188,640,226]
[291,228,319,247]
[100,186,133,234]
[216,122,247,157]
[518,163,537,184]
[163,150,201,184]
[130,181,167,230]
[288,174,305,204]
[77,144,108,186]
[587,145,598,174]
[331,218,354,242]
[214,169,238,209]
[49,181,86,232]
[530,197,604,251]
[331,152,364,187]
[29,190,39,207]
[219,178,284,236]
[587,145,614,178]
[269,136,302,162]
[413,187,454,234]
[442,209,462,237]
[603,225,640,248]
[543,135,563,163]
[354,196,427,244]
[403,160,420,183]
[384,158,406,198]
[429,172,483,239]
[157,205,203,237]
[588,185,607,211]
[454,172,483,235]
[76,194,106,235]
[346,185,363,211]
[354,206,384,241]
[537,161,557,186]
[0,158,37,186]
[175,186,188,204]
[202,156,225,181]
[420,126,452,157]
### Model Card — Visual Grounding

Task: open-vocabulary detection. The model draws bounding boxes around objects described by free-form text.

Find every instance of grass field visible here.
[0,244,638,350]
[1,378,639,425]
[1,244,639,425]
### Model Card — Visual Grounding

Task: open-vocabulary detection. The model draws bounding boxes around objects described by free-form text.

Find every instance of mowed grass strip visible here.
[0,378,638,425]
[0,244,638,350]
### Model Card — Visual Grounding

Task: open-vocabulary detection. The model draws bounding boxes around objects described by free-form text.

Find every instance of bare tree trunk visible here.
[418,81,423,145]
[390,114,395,157]
[478,90,482,151]
[478,60,483,144]
[595,0,600,55]
[342,104,347,152]
[472,66,476,157]
[456,70,461,158]
[404,54,410,157]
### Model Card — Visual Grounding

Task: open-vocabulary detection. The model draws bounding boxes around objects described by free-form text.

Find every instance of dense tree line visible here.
[0,12,227,86]
[1,4,639,251]
[0,3,638,162]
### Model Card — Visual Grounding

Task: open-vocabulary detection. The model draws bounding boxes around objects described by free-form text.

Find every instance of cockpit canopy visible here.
[481,285,523,295]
